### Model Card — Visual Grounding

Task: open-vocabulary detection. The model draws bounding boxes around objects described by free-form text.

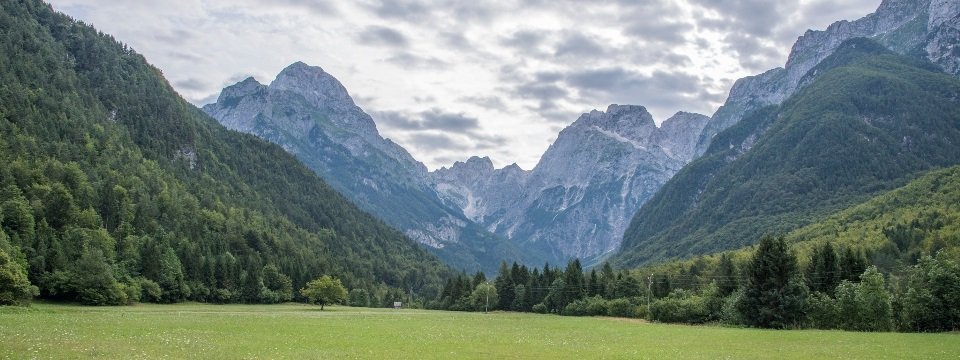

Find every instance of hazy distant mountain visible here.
[432,106,708,264]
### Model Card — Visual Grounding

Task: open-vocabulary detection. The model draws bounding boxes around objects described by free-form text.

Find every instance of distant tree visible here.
[494,261,513,310]
[0,245,38,306]
[853,266,892,331]
[545,278,567,313]
[587,269,600,297]
[839,247,868,283]
[348,288,370,307]
[300,275,347,310]
[600,263,616,299]
[715,254,738,296]
[901,255,960,332]
[471,281,498,312]
[564,259,585,301]
[737,235,808,329]
[511,284,527,311]
[806,242,840,294]
[262,264,293,303]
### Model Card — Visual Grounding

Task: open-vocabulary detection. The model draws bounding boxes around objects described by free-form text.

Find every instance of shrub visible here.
[607,298,636,318]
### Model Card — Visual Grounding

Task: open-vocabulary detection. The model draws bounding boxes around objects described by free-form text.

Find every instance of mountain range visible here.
[201,0,960,272]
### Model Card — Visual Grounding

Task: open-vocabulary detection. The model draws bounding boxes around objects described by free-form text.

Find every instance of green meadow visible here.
[1,303,957,359]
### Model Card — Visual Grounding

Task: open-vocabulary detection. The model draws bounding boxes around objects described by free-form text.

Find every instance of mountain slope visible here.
[433,106,708,264]
[203,64,541,273]
[0,0,449,304]
[614,39,960,267]
[695,0,960,156]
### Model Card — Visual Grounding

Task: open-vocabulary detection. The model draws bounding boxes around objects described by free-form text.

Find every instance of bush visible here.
[806,292,838,329]
[607,298,636,318]
[649,291,710,324]
[720,290,746,325]
[562,300,588,316]
[585,296,609,316]
[140,278,163,303]
[532,303,548,314]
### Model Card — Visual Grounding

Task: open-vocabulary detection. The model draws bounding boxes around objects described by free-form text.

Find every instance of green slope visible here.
[0,0,448,304]
[628,164,960,279]
[615,38,960,267]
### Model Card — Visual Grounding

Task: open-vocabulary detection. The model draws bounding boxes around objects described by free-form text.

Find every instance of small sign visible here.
[393,302,402,309]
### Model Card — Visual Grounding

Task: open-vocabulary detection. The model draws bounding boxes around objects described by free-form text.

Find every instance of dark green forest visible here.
[615,38,960,267]
[0,0,449,306]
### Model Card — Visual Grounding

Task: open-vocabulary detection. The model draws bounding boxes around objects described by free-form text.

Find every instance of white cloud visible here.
[48,0,881,170]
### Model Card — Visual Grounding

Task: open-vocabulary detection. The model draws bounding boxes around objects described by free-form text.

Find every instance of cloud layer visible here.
[48,0,879,170]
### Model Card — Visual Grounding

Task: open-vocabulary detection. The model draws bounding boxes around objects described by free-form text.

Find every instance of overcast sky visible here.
[49,0,880,170]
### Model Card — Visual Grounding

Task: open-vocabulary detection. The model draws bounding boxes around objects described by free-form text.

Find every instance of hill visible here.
[614,38,960,267]
[0,0,448,305]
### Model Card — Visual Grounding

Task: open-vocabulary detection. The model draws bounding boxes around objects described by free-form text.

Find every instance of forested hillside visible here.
[615,38,960,267]
[429,166,960,332]
[0,0,449,305]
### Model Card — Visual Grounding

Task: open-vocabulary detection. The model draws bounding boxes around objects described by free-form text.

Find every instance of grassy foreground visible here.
[1,303,957,359]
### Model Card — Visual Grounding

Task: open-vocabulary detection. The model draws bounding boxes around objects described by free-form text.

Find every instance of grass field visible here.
[1,303,957,359]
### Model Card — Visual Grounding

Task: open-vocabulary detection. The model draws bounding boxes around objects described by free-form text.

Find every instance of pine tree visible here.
[806,242,840,294]
[737,235,808,329]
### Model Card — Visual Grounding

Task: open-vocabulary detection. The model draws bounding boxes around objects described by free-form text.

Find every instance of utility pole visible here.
[647,274,653,315]
[485,283,490,313]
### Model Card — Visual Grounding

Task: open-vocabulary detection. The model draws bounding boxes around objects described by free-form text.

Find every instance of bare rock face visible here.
[695,0,960,156]
[431,106,709,263]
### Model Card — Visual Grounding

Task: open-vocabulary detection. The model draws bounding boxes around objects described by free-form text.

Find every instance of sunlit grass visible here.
[1,302,956,359]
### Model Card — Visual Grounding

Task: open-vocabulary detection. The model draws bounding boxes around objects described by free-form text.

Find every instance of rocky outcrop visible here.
[432,106,709,262]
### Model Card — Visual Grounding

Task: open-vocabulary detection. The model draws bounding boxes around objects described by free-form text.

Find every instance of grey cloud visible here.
[153,29,195,45]
[624,20,693,44]
[357,26,409,48]
[386,52,449,69]
[369,0,430,22]
[501,30,546,50]
[441,32,471,49]
[516,83,569,101]
[408,133,470,151]
[174,77,210,91]
[272,0,339,16]
[564,67,703,115]
[376,109,480,134]
[421,109,480,131]
[459,95,507,110]
[167,51,205,62]
[689,0,796,37]
[554,32,610,58]
[534,71,564,83]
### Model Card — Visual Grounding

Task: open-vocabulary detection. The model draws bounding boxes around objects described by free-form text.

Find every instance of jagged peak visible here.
[215,76,266,104]
[268,61,355,108]
[277,61,326,77]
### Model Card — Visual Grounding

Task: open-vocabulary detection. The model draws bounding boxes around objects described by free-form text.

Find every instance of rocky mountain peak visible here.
[270,61,355,109]
[217,76,266,104]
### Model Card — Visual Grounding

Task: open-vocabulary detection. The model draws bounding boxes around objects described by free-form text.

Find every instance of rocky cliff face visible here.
[203,62,538,273]
[695,0,960,156]
[432,106,709,263]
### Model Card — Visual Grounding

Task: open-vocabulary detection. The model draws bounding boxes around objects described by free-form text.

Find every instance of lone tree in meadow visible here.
[300,275,347,310]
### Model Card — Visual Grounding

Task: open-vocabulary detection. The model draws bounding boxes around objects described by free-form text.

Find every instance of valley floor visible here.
[1,303,956,359]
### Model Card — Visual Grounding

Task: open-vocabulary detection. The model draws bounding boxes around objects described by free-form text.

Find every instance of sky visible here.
[48,0,880,170]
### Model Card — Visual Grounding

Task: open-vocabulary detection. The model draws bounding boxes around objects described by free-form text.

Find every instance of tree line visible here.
[430,235,959,332]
